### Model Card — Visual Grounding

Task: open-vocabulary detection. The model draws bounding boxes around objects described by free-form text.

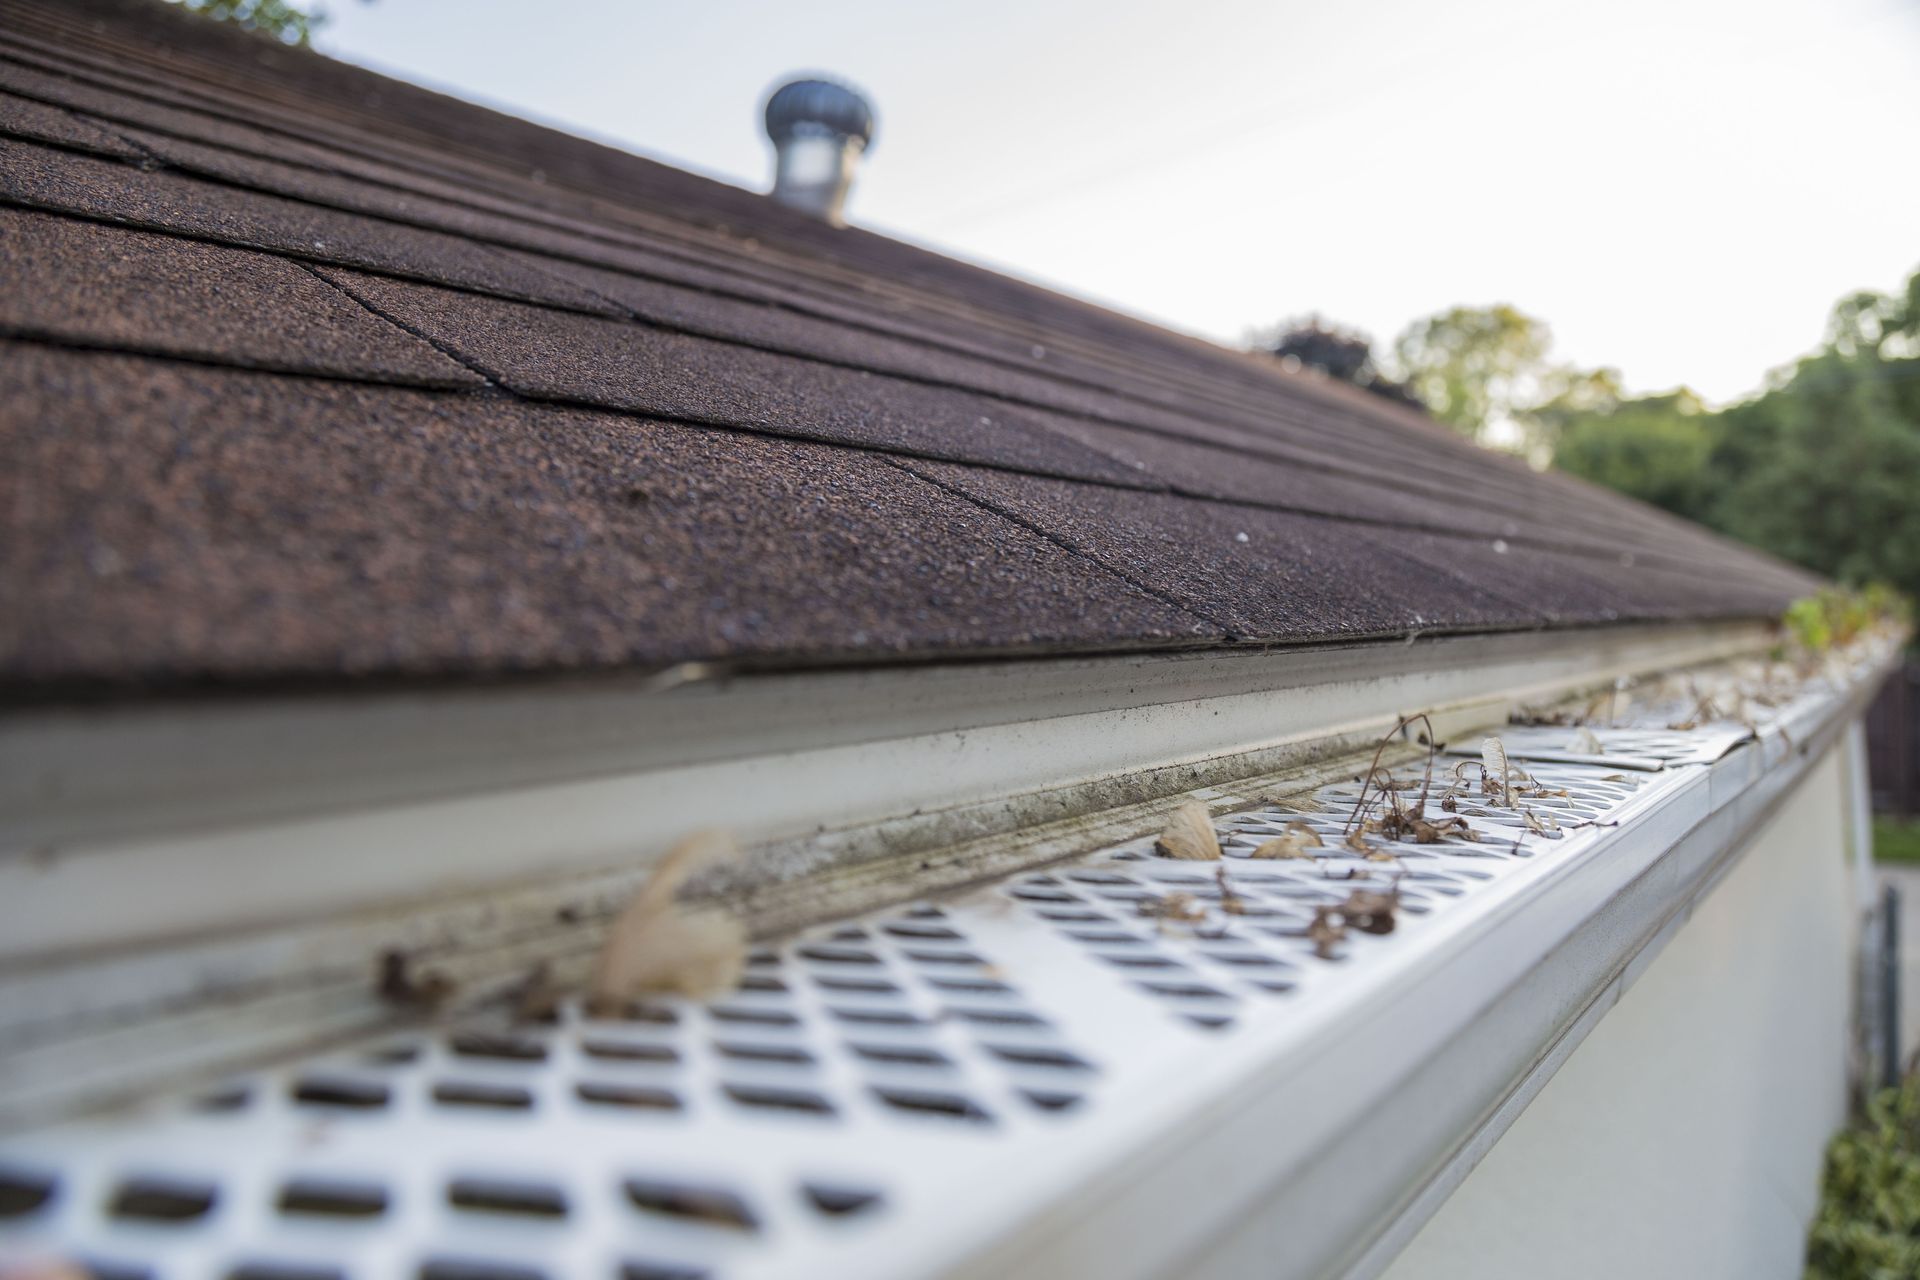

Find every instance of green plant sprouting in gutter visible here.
[1781,585,1912,658]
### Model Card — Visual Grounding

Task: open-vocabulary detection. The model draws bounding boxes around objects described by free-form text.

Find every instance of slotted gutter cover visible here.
[0,644,1892,1280]
[1450,722,1758,771]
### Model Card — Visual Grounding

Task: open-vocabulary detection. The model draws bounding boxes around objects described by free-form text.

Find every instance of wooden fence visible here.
[1868,659,1920,815]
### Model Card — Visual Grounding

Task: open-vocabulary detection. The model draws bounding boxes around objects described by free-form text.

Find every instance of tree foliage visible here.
[1549,389,1712,518]
[1252,315,1421,409]
[1390,304,1557,440]
[1255,268,1920,604]
[165,0,325,46]
[1550,265,1920,603]
[1806,1076,1920,1279]
[1270,317,1373,384]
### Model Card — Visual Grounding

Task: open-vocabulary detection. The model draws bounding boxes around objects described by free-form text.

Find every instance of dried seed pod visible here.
[1482,737,1512,806]
[1565,727,1603,754]
[1138,892,1207,923]
[1154,801,1222,860]
[1340,888,1399,935]
[589,830,746,1008]
[1306,906,1347,959]
[1250,820,1323,860]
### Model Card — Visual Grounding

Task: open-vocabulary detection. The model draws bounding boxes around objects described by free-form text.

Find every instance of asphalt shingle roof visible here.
[0,0,1820,698]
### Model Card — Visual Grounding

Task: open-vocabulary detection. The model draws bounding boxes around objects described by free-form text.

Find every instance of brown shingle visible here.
[906,459,1799,633]
[316,266,1158,486]
[0,85,141,158]
[0,136,613,312]
[0,207,480,385]
[0,344,1217,690]
[0,27,1807,581]
[0,0,1822,697]
[902,460,1542,639]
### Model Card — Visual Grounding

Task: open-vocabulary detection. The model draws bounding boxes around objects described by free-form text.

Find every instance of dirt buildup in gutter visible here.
[376,949,456,1009]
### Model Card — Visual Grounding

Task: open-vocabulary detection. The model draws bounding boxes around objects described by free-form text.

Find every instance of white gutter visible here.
[1,622,1764,966]
[0,624,1766,1125]
[0,634,1896,1280]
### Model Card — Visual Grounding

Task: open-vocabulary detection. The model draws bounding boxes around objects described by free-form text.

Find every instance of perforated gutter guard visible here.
[0,627,1902,1280]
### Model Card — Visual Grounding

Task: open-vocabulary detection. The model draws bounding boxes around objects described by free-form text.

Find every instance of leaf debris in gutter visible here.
[1154,801,1223,861]
[1250,821,1322,860]
[1338,714,1497,852]
[1564,727,1604,755]
[376,949,456,1010]
[590,830,748,1009]
[1512,680,1634,728]
[1138,892,1208,924]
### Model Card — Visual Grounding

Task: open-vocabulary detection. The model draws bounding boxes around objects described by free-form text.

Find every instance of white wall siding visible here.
[1379,746,1854,1280]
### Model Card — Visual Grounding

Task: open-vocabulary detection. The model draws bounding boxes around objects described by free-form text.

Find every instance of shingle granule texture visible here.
[0,345,1214,687]
[0,85,141,158]
[0,207,481,384]
[318,266,1156,485]
[0,0,1823,696]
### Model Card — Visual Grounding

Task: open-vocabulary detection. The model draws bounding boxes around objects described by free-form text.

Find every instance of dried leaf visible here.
[1307,906,1346,959]
[1405,814,1476,846]
[1138,892,1206,923]
[1154,801,1222,860]
[1564,727,1604,754]
[589,830,746,1009]
[1340,887,1399,935]
[1344,712,1440,839]
[1667,690,1723,732]
[509,961,565,1025]
[1250,820,1324,860]
[1481,737,1512,806]
[1521,807,1561,836]
[1214,867,1251,915]
[377,949,456,1010]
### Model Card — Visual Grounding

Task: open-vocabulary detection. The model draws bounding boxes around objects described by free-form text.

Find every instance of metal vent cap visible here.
[765,77,876,151]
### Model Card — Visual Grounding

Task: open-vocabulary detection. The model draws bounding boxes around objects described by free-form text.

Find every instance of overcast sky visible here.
[315,0,1920,404]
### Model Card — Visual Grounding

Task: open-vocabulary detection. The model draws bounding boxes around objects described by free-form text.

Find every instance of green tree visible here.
[165,0,325,46]
[1546,265,1920,603]
[1703,332,1920,600]
[1249,315,1421,408]
[1550,389,1713,520]
[1389,304,1558,441]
